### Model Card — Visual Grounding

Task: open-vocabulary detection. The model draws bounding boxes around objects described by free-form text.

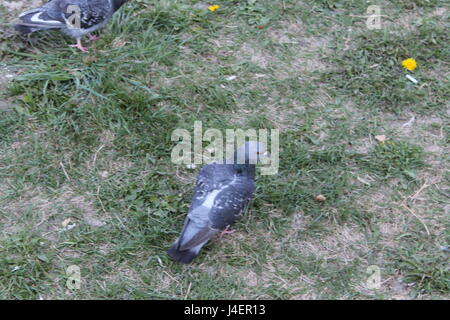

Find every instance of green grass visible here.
[324,21,449,113]
[365,140,425,179]
[0,0,449,299]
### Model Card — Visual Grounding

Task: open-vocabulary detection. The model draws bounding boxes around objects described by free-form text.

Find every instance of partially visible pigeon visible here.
[14,0,129,52]
[168,141,269,264]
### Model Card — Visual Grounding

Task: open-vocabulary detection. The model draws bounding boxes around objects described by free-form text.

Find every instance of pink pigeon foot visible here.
[69,39,88,52]
[219,226,235,240]
[87,34,100,42]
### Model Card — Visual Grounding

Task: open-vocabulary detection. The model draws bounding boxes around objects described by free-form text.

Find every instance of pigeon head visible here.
[233,141,269,165]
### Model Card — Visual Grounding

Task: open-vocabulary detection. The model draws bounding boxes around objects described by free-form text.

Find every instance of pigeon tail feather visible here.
[15,8,65,34]
[167,242,198,264]
[14,24,39,34]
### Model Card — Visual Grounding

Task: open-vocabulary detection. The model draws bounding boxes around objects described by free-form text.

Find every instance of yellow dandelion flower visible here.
[401,58,417,71]
[209,5,220,12]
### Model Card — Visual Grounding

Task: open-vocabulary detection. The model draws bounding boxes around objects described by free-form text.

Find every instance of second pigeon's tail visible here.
[14,24,41,34]
[14,8,65,35]
[167,242,199,264]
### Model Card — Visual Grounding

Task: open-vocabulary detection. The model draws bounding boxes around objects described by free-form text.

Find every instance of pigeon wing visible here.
[15,1,66,31]
[189,163,235,208]
[56,0,113,29]
[210,177,255,230]
[175,165,236,251]
[177,205,218,251]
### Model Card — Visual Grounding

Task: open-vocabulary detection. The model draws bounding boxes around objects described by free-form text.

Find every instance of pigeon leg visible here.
[87,33,100,42]
[219,226,235,240]
[69,39,88,52]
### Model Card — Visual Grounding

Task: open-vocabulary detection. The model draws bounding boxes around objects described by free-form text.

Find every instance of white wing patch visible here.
[202,189,222,209]
[202,188,224,209]
[201,175,239,209]
[29,12,62,24]
[19,9,39,18]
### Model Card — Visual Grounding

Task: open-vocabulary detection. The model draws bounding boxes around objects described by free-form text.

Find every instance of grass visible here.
[0,0,449,299]
[365,140,425,179]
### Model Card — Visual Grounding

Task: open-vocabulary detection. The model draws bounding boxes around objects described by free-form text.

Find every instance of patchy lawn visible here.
[0,0,448,299]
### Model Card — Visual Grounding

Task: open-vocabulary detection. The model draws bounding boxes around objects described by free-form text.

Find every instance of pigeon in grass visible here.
[168,141,269,264]
[14,0,129,52]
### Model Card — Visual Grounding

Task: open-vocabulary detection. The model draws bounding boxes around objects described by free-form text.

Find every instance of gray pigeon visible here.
[14,0,129,52]
[168,141,269,264]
